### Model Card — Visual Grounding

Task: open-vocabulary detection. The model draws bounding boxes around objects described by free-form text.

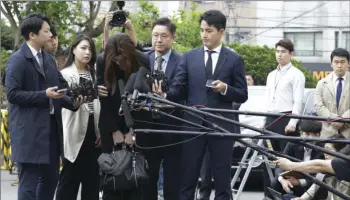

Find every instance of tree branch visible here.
[1,2,18,29]
[24,2,35,16]
[92,1,101,20]
[12,1,22,22]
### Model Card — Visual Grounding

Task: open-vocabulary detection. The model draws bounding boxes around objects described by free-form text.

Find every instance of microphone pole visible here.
[118,79,135,133]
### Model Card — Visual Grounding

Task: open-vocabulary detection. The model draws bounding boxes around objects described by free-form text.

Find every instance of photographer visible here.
[55,34,101,200]
[96,33,150,200]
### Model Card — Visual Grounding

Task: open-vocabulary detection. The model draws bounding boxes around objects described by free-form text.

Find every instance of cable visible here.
[239,2,329,43]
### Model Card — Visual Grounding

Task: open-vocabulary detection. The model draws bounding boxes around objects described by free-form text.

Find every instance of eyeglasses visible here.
[152,34,170,41]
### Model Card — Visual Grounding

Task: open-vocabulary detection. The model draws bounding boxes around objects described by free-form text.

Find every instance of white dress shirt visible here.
[265,62,305,127]
[27,43,41,66]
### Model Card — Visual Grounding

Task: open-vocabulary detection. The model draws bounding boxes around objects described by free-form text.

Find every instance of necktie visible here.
[156,56,164,71]
[37,52,45,75]
[336,77,343,109]
[206,50,214,79]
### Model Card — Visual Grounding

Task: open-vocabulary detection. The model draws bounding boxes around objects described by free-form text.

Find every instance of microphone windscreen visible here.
[122,100,134,128]
[134,67,151,93]
[125,73,136,94]
[118,79,125,97]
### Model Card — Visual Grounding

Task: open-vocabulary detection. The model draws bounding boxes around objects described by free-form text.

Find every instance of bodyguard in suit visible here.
[153,10,248,200]
[137,17,183,200]
[270,120,324,198]
[315,48,350,138]
[5,14,79,200]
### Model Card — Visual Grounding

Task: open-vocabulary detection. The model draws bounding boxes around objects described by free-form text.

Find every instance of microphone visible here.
[125,73,137,94]
[131,67,151,105]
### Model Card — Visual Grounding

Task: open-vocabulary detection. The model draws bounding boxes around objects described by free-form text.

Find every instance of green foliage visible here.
[31,1,84,49]
[0,20,14,50]
[129,1,159,45]
[228,43,317,88]
[171,3,202,49]
[1,48,11,72]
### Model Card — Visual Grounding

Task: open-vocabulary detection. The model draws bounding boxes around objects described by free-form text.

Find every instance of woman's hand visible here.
[98,85,108,97]
[124,132,134,147]
[112,131,124,144]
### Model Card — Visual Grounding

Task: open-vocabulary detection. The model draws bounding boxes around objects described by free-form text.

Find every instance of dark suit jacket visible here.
[167,46,248,132]
[5,42,75,164]
[96,50,150,135]
[276,142,325,185]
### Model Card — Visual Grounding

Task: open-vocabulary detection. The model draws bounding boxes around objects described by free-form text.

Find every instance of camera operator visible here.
[96,33,150,200]
[136,17,183,200]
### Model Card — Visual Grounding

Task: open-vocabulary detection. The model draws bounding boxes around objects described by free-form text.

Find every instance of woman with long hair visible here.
[96,33,149,200]
[55,34,101,200]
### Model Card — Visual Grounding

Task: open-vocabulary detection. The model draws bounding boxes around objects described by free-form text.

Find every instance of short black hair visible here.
[199,10,226,31]
[152,17,176,36]
[50,24,57,37]
[20,13,50,41]
[275,39,294,53]
[245,72,253,77]
[299,120,322,134]
[327,134,347,152]
[330,48,350,62]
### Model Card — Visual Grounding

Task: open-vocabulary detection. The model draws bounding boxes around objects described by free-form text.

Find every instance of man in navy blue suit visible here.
[5,14,79,200]
[153,10,248,200]
[136,17,183,200]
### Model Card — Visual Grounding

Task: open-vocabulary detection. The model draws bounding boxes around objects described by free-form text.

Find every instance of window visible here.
[335,31,350,51]
[284,32,323,56]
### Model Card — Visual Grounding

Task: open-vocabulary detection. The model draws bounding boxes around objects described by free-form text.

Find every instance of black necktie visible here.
[156,56,164,71]
[37,52,44,74]
[336,77,343,109]
[206,50,214,79]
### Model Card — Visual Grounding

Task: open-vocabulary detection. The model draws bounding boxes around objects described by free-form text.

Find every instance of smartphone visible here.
[57,88,67,93]
[206,79,216,88]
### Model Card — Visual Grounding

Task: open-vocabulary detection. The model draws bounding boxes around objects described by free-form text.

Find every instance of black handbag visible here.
[98,144,149,191]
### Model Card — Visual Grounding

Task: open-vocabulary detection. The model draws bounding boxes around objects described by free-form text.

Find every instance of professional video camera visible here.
[109,1,128,27]
[69,77,98,102]
[145,69,168,93]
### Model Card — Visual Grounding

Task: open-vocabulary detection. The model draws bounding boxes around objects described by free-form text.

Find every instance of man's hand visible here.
[104,12,114,27]
[285,176,300,186]
[280,178,293,194]
[124,131,134,147]
[212,80,227,93]
[46,86,66,99]
[152,80,165,98]
[274,157,293,171]
[285,125,296,134]
[72,95,86,108]
[98,85,108,97]
[95,136,101,148]
[112,131,124,144]
[123,19,134,31]
[331,122,344,130]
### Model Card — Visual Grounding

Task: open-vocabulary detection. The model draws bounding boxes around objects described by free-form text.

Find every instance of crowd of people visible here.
[2,8,350,200]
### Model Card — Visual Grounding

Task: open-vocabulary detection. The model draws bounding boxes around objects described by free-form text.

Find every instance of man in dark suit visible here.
[137,17,183,200]
[153,10,248,200]
[269,120,325,198]
[5,14,78,200]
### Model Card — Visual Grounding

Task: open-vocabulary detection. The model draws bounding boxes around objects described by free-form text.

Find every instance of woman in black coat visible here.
[96,33,149,200]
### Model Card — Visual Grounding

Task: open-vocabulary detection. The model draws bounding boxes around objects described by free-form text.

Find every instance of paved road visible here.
[1,170,264,200]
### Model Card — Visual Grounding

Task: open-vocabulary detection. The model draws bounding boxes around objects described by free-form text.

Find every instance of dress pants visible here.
[17,115,60,200]
[55,115,100,200]
[197,147,212,200]
[179,135,233,200]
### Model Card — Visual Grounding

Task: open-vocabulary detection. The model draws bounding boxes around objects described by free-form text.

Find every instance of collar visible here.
[27,42,41,57]
[204,44,222,54]
[277,62,292,72]
[155,49,172,63]
[332,72,347,82]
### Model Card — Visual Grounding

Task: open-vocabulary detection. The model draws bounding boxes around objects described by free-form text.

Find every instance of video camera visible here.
[69,77,98,103]
[109,1,128,27]
[145,69,168,93]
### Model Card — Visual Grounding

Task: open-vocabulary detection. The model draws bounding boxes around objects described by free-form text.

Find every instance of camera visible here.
[109,1,128,27]
[145,69,168,92]
[69,77,98,103]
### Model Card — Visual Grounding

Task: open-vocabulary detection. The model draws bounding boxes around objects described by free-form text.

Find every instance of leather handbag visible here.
[98,144,148,191]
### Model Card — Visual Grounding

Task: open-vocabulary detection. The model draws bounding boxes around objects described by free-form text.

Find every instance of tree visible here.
[228,43,317,88]
[0,1,119,50]
[0,20,14,50]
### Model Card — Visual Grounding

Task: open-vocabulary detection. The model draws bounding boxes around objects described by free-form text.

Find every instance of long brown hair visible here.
[104,33,139,95]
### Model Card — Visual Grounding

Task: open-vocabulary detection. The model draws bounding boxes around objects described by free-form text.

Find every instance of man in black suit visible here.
[136,17,183,200]
[5,14,79,200]
[153,10,248,200]
[269,120,324,198]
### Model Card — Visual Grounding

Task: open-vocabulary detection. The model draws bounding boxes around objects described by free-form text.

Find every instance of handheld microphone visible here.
[131,67,151,105]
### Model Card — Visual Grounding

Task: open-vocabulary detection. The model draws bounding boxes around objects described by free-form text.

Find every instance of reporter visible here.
[55,34,101,200]
[96,33,149,200]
